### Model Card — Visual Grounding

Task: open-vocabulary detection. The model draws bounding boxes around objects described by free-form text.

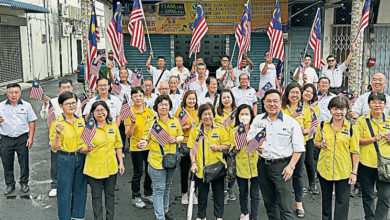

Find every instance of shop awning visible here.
[0,0,49,13]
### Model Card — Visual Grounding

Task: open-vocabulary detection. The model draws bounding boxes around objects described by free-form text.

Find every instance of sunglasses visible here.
[327,59,335,62]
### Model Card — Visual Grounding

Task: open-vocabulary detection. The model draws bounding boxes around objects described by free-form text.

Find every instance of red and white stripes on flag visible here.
[150,122,171,146]
[47,101,56,127]
[223,109,236,127]
[107,2,127,67]
[120,97,134,121]
[234,124,247,150]
[189,0,208,58]
[87,4,98,91]
[307,108,319,140]
[29,79,43,100]
[81,117,97,146]
[128,0,146,53]
[267,0,284,61]
[308,8,325,69]
[353,0,370,47]
[235,0,251,67]
[111,79,122,95]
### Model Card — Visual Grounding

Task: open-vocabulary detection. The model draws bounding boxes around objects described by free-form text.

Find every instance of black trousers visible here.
[130,150,152,198]
[119,121,128,151]
[180,155,191,194]
[319,175,351,220]
[293,152,305,202]
[359,163,390,220]
[237,176,260,220]
[258,158,294,220]
[88,174,117,220]
[304,139,316,185]
[196,176,224,219]
[50,150,58,189]
[0,133,29,187]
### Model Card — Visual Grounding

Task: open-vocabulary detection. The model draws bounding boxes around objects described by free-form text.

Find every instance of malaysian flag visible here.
[308,108,319,139]
[111,79,122,95]
[47,100,56,127]
[183,74,197,93]
[94,5,100,42]
[89,50,105,90]
[87,4,98,91]
[234,124,247,150]
[178,108,189,127]
[276,60,285,94]
[247,128,266,153]
[338,90,356,105]
[223,109,236,127]
[131,69,143,87]
[256,82,273,99]
[235,0,251,67]
[29,79,43,100]
[291,102,303,119]
[128,0,146,53]
[81,117,97,146]
[353,0,370,47]
[309,8,326,69]
[80,93,89,108]
[107,2,127,67]
[189,0,208,58]
[120,96,134,121]
[150,121,171,146]
[191,132,205,157]
[267,0,284,61]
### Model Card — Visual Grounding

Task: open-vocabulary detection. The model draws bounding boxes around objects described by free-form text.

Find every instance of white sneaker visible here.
[48,188,57,197]
[195,218,206,220]
[181,193,189,205]
[193,194,198,205]
[132,197,145,208]
[143,195,153,203]
[216,218,223,220]
[239,213,249,220]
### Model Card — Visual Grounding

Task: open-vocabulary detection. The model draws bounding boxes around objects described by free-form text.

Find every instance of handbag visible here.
[365,118,390,182]
[202,140,226,183]
[160,143,181,169]
[179,143,190,157]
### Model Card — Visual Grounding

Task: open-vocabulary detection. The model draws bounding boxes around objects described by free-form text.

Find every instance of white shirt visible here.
[40,97,82,119]
[195,70,209,79]
[317,91,336,121]
[233,66,253,86]
[352,92,390,116]
[321,63,347,88]
[145,93,158,109]
[247,112,305,159]
[189,78,207,98]
[148,65,171,89]
[216,67,234,89]
[293,66,318,86]
[0,99,37,137]
[231,86,257,107]
[117,81,132,102]
[198,91,220,107]
[112,68,134,84]
[83,94,122,120]
[259,62,277,91]
[169,89,184,115]
[170,66,190,88]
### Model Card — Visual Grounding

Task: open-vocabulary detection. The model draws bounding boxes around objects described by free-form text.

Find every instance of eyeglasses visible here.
[221,59,229,62]
[63,102,77,107]
[264,100,281,105]
[94,108,107,113]
[240,78,249,81]
[98,84,109,88]
[369,102,385,106]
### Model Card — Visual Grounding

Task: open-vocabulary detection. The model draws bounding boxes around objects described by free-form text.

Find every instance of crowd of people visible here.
[1,49,390,220]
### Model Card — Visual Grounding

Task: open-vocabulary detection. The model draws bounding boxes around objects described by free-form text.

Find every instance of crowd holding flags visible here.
[107,2,127,67]
[189,0,208,58]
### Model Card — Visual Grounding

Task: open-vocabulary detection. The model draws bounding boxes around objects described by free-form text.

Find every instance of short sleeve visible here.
[251,89,257,104]
[247,66,253,73]
[351,96,364,116]
[291,119,306,152]
[259,63,265,72]
[350,125,360,154]
[124,118,132,126]
[149,65,156,73]
[313,123,323,143]
[187,127,197,149]
[340,63,347,72]
[49,121,59,145]
[83,100,93,116]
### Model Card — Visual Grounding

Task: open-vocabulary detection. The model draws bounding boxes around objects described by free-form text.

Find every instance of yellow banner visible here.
[122,0,288,34]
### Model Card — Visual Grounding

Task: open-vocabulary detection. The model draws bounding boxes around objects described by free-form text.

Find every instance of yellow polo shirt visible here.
[230,126,259,179]
[214,109,235,133]
[174,106,199,143]
[83,122,122,179]
[124,106,154,151]
[49,114,86,152]
[143,115,184,169]
[282,105,312,141]
[354,113,390,168]
[187,123,230,179]
[314,118,359,180]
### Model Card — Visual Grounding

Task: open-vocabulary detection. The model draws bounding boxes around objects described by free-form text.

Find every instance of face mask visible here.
[239,115,251,125]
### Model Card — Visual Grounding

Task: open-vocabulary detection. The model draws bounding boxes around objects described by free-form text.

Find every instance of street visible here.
[0,74,366,220]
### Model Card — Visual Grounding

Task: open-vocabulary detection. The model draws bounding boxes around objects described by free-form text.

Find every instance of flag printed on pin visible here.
[256,82,273,99]
[150,122,171,146]
[111,79,122,95]
[47,100,56,127]
[307,108,319,139]
[178,109,189,127]
[120,96,134,121]
[267,0,284,61]
[247,128,266,153]
[131,69,143,87]
[234,124,247,150]
[81,117,97,146]
[189,0,208,58]
[223,109,236,127]
[128,0,146,53]
[29,79,43,100]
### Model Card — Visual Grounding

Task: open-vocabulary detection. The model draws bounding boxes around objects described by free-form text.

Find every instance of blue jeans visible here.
[57,153,87,220]
[148,164,176,220]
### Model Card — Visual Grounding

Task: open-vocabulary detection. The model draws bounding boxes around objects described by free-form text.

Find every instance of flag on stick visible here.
[234,124,247,150]
[80,93,89,108]
[223,109,236,127]
[353,0,370,47]
[111,79,122,95]
[107,2,127,67]
[131,69,143,87]
[120,97,134,121]
[47,101,56,127]
[235,0,251,67]
[309,8,325,69]
[150,121,171,146]
[256,82,273,99]
[247,128,266,153]
[267,0,284,61]
[189,0,208,58]
[178,109,189,127]
[81,117,97,146]
[29,79,43,100]
[291,102,303,119]
[308,108,319,139]
[87,4,98,91]
[128,0,146,53]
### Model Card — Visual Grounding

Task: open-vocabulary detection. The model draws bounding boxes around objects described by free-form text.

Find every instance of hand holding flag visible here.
[247,128,266,153]
[29,79,43,100]
[234,124,247,150]
[81,117,97,146]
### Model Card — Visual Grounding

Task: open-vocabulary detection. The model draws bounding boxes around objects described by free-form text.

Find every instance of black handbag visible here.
[202,140,226,183]
[365,118,390,183]
[160,143,181,169]
[179,143,190,157]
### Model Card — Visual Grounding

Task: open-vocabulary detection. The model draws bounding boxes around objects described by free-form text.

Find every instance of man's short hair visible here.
[304,54,312,59]
[59,78,73,88]
[264,51,269,57]
[206,76,217,85]
[221,55,230,60]
[96,77,110,85]
[319,76,330,84]
[7,83,21,90]
[169,75,179,82]
[326,55,335,61]
[157,56,165,61]
[197,62,206,68]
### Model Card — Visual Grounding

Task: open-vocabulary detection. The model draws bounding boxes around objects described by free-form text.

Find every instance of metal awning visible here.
[0,0,49,13]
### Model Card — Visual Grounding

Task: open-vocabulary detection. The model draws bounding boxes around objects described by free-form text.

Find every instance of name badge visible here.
[78,123,83,127]
[341,129,349,135]
[211,133,219,138]
[108,128,115,134]
[171,123,177,128]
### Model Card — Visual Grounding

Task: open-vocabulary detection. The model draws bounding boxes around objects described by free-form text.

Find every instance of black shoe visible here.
[20,184,29,193]
[165,212,176,220]
[309,183,319,195]
[4,185,15,195]
[296,209,305,218]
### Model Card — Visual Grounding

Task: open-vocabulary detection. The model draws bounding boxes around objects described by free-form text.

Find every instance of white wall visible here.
[377,0,390,23]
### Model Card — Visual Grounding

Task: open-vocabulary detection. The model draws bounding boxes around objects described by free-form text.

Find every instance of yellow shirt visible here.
[187,123,230,179]
[83,122,122,179]
[282,105,312,141]
[174,106,199,143]
[49,114,86,152]
[143,115,184,169]
[354,113,390,168]
[314,118,359,180]
[124,106,154,151]
[214,109,235,133]
[230,126,259,179]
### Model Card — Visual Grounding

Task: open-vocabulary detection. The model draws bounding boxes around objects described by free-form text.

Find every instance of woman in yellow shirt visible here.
[302,83,320,195]
[354,92,390,220]
[229,104,259,220]
[124,87,155,208]
[188,103,230,220]
[174,90,199,205]
[281,82,311,217]
[83,100,125,220]
[314,96,359,220]
[137,95,184,220]
[50,92,87,220]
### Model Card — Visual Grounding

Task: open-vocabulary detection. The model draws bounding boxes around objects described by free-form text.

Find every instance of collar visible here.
[156,114,172,120]
[61,113,79,122]
[368,113,386,123]
[262,111,284,121]
[120,80,131,85]
[5,99,23,105]
[96,94,111,100]
[205,91,218,98]
[327,63,338,70]
[328,117,348,127]
[95,119,111,127]
[170,89,180,95]
[238,85,251,90]
[200,122,214,133]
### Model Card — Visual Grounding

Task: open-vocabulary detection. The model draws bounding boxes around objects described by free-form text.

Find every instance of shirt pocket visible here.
[276,129,291,146]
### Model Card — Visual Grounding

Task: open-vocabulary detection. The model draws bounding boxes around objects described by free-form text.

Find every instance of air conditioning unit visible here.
[60,4,69,18]
[68,6,82,20]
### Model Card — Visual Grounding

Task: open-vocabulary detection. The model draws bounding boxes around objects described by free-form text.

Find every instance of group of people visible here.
[1,48,390,220]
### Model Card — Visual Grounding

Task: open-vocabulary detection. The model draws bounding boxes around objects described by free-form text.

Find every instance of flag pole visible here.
[230,39,238,64]
[303,7,319,60]
[143,19,153,58]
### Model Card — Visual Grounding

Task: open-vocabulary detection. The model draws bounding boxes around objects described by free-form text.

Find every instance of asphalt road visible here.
[0,74,367,220]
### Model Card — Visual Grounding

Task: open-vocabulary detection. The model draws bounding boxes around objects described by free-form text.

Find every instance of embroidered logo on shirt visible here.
[211,133,219,138]
[78,123,83,127]
[171,123,177,128]
[341,129,349,135]
[108,128,115,134]
[383,124,390,130]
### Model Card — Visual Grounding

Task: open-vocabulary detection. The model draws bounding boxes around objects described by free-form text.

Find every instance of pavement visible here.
[0,74,366,220]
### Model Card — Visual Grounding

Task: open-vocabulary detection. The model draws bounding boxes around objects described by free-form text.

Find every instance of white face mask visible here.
[239,115,251,125]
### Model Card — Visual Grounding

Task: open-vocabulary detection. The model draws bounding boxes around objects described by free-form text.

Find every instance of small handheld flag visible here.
[178,109,189,127]
[81,117,97,146]
[111,79,122,95]
[150,122,171,146]
[247,128,266,153]
[47,101,56,127]
[29,79,43,100]
[120,97,134,121]
[256,82,273,99]
[234,124,247,150]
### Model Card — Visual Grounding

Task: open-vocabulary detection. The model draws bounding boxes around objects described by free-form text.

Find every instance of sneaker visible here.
[224,191,228,205]
[143,195,153,203]
[48,188,57,197]
[239,214,249,220]
[165,212,176,220]
[132,197,145,208]
[216,218,223,220]
[181,193,189,205]
[193,194,198,205]
[195,218,206,220]
[228,188,236,201]
[309,183,319,195]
